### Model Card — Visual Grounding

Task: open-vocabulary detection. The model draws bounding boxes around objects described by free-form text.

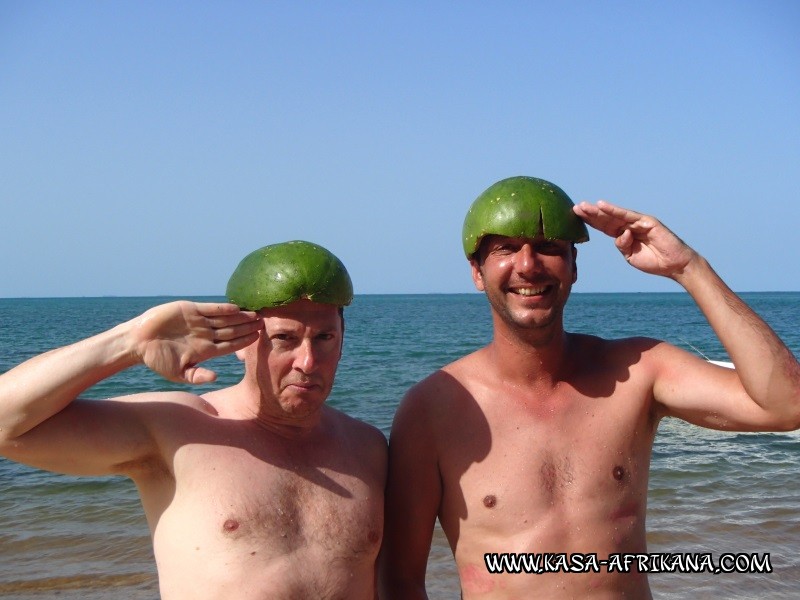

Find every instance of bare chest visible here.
[150,442,383,563]
[437,387,656,545]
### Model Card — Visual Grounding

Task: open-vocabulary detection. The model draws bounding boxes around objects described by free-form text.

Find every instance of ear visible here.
[470,259,486,292]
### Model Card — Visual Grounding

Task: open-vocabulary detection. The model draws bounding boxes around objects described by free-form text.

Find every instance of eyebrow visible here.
[265,320,341,334]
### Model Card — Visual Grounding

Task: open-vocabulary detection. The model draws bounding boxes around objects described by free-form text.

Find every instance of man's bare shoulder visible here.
[565,333,685,407]
[402,336,669,405]
[0,390,219,479]
[568,333,667,372]
[320,406,387,483]
[22,389,217,437]
[394,348,490,428]
[323,406,388,466]
[106,389,221,421]
[97,390,231,457]
[324,405,387,446]
[415,347,486,390]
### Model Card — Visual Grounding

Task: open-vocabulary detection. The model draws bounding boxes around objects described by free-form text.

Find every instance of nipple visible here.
[613,466,625,482]
[483,494,497,508]
[223,519,240,533]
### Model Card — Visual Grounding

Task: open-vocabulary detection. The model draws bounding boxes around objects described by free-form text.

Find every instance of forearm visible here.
[379,579,429,600]
[0,320,139,440]
[675,255,800,421]
[379,515,434,599]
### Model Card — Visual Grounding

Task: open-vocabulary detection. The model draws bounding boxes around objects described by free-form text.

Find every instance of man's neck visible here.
[487,319,572,388]
[224,380,326,440]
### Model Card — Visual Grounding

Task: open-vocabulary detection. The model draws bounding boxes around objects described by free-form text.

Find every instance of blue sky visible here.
[2,1,798,297]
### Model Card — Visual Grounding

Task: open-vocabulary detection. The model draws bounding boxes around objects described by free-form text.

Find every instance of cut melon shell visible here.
[226,240,353,310]
[462,176,589,257]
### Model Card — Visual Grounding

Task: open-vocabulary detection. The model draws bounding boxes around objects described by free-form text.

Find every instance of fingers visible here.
[575,200,642,223]
[614,228,635,259]
[594,200,644,222]
[159,329,259,385]
[183,366,218,385]
[205,316,264,339]
[211,319,263,340]
[596,202,659,231]
[194,302,249,316]
[193,304,263,346]
[195,303,260,324]
[574,201,656,237]
[212,330,261,353]
[574,201,629,237]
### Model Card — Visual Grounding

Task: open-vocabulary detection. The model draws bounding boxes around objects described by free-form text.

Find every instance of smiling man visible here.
[0,241,386,599]
[379,176,800,599]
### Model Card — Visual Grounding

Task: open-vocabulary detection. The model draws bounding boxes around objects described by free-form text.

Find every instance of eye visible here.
[491,242,517,255]
[535,242,565,256]
[316,332,336,341]
[270,333,295,343]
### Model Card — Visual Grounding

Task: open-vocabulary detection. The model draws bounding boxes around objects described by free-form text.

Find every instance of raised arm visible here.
[0,301,262,471]
[574,201,800,431]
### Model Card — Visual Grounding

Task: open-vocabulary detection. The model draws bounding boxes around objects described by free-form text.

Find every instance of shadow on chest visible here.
[223,470,381,556]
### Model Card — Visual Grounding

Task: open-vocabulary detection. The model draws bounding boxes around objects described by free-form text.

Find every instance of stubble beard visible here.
[276,379,332,417]
[485,286,571,347]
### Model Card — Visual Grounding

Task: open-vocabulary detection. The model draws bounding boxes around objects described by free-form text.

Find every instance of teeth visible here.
[514,287,546,296]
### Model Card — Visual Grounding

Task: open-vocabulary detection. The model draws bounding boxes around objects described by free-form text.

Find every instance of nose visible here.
[515,243,540,274]
[294,338,318,374]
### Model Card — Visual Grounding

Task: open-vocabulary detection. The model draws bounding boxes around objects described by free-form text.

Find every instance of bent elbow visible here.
[783,390,800,431]
[766,398,800,432]
[0,419,31,450]
[775,411,800,432]
[0,434,25,461]
[0,422,20,451]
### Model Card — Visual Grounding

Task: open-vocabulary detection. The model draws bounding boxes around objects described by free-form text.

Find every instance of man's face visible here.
[246,299,343,418]
[471,235,577,336]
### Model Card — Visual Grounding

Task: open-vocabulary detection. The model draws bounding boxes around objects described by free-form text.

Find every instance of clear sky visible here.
[2,1,798,297]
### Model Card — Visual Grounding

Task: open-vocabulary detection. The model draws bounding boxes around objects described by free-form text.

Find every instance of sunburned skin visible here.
[0,299,387,600]
[380,196,800,600]
[387,333,659,599]
[134,391,385,600]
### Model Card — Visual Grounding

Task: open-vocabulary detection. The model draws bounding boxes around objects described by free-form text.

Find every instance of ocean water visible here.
[0,293,798,599]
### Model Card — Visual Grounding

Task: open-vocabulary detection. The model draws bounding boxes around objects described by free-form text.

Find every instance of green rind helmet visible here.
[462,176,589,258]
[226,240,353,310]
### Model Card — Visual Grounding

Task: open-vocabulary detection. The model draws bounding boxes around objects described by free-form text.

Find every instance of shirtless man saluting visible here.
[0,240,386,599]
[380,176,800,598]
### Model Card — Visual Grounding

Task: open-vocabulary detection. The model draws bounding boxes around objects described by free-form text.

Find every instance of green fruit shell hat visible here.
[226,240,353,310]
[462,176,589,258]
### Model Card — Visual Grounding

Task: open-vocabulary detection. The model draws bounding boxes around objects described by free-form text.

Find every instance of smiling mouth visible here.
[510,285,550,296]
